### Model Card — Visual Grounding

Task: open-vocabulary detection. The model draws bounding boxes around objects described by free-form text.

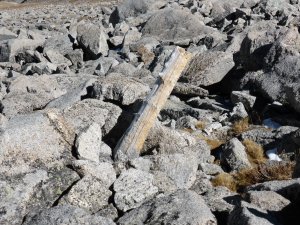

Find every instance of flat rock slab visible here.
[118,189,217,225]
[23,205,116,225]
[92,73,150,105]
[113,168,158,212]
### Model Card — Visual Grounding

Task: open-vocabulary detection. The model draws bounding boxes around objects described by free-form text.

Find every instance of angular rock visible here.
[45,49,72,66]
[92,73,150,105]
[230,102,248,121]
[0,111,74,176]
[173,82,209,97]
[75,123,102,163]
[113,168,158,212]
[0,38,44,62]
[72,160,116,187]
[228,201,281,225]
[23,205,116,225]
[223,138,252,171]
[182,50,235,86]
[246,178,300,203]
[231,91,256,110]
[77,21,109,59]
[60,175,112,213]
[0,27,17,41]
[0,75,94,118]
[62,99,122,135]
[142,8,224,44]
[118,190,217,225]
[150,153,198,189]
[246,191,290,211]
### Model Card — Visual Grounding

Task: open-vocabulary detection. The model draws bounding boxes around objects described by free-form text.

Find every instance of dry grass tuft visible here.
[243,139,266,165]
[196,134,224,150]
[211,173,237,192]
[232,117,249,135]
[211,162,295,192]
[195,121,206,130]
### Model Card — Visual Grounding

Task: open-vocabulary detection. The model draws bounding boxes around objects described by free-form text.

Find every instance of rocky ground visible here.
[1,0,300,224]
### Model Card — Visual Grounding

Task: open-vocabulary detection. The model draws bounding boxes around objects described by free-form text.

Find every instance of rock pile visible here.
[1,0,300,224]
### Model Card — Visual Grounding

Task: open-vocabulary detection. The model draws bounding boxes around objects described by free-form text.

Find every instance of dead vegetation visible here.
[231,117,249,135]
[243,139,267,165]
[211,162,296,192]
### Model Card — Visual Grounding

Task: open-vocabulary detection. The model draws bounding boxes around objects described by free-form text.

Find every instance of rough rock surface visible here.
[118,190,217,225]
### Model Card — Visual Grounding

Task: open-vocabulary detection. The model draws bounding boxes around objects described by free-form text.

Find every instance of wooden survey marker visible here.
[113,47,192,161]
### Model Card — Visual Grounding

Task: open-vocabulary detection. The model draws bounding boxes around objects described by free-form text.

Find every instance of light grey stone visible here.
[23,205,116,225]
[246,191,290,211]
[228,201,281,225]
[92,73,150,105]
[60,175,112,213]
[113,168,158,212]
[77,21,109,59]
[118,190,217,225]
[72,160,116,187]
[223,138,252,171]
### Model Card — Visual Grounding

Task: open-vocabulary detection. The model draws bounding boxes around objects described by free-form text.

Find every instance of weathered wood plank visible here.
[113,47,192,161]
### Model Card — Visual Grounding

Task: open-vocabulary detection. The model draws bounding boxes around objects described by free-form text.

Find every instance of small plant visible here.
[211,173,237,192]
[232,117,249,135]
[243,139,266,166]
[195,121,206,130]
[211,162,295,192]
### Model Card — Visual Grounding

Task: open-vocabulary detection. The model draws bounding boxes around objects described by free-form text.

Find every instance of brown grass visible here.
[243,139,266,165]
[196,134,224,150]
[211,173,237,192]
[232,117,249,135]
[195,121,206,130]
[211,162,295,192]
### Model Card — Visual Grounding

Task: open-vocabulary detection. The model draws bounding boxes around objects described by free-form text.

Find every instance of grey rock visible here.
[231,91,256,110]
[72,160,116,187]
[65,49,84,68]
[142,8,224,44]
[129,157,153,172]
[97,204,119,221]
[118,190,217,225]
[241,128,275,147]
[173,82,209,97]
[43,35,73,56]
[110,0,149,25]
[46,78,96,110]
[108,62,137,77]
[199,163,224,175]
[60,175,112,213]
[0,27,17,41]
[151,170,178,193]
[0,111,74,176]
[230,102,248,121]
[150,153,198,189]
[62,99,122,136]
[228,201,281,225]
[92,73,150,105]
[239,21,279,71]
[75,123,102,163]
[23,205,116,225]
[254,28,300,113]
[203,186,241,213]
[0,38,44,62]
[190,171,213,195]
[182,50,235,86]
[45,49,72,66]
[246,191,290,211]
[30,62,58,74]
[113,168,158,212]
[223,138,252,171]
[175,115,198,130]
[0,168,79,225]
[246,178,300,203]
[77,21,109,59]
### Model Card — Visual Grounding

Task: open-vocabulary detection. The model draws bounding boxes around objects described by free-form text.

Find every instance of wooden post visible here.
[113,47,192,161]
